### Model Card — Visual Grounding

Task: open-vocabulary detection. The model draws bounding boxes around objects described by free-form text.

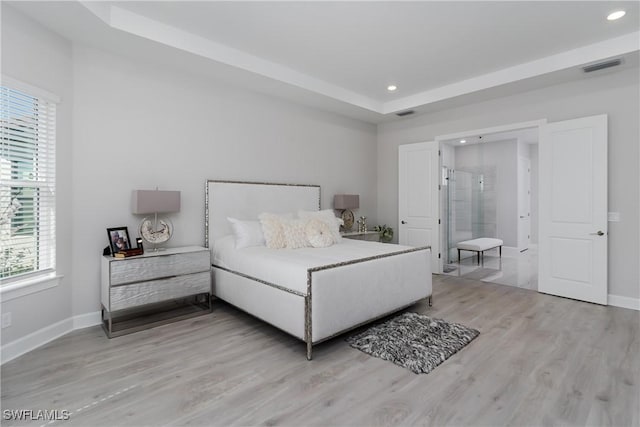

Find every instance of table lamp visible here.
[132,189,181,250]
[334,194,359,231]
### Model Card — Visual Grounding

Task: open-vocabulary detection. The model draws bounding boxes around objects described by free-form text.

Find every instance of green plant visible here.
[373,224,394,243]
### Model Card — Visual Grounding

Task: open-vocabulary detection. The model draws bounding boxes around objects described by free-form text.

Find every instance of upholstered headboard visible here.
[205,180,321,247]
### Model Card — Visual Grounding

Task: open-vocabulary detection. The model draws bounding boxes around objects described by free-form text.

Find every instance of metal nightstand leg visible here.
[101,304,114,338]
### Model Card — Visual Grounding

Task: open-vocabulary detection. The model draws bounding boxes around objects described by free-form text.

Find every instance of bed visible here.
[205,180,432,359]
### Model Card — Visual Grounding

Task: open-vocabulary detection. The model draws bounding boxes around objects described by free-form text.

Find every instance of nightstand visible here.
[342,230,381,242]
[101,246,212,337]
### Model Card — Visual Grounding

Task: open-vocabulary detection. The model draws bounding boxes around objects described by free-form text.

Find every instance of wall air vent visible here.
[582,58,622,73]
[396,110,415,117]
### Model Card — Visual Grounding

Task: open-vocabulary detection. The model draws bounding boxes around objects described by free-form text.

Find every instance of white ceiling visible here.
[7,1,640,123]
[113,1,639,98]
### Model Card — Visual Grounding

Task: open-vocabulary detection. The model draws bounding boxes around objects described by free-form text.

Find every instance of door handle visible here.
[590,231,605,236]
[401,220,407,224]
[519,215,525,219]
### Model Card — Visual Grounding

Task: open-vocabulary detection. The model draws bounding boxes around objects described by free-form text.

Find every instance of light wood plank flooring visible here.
[2,275,638,426]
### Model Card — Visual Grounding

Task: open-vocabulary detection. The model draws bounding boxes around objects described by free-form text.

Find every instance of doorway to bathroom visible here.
[439,126,539,289]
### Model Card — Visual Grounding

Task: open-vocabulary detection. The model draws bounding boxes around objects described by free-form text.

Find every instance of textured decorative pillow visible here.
[283,219,311,249]
[258,212,291,249]
[305,218,334,248]
[298,209,343,243]
[227,218,265,249]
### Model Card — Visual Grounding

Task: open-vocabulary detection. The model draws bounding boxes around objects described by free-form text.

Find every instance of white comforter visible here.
[212,235,418,295]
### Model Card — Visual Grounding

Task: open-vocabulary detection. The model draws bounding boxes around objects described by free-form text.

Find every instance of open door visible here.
[539,115,607,304]
[399,141,440,273]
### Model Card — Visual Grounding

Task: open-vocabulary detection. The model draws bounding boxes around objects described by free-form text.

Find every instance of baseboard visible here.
[1,317,73,365]
[1,311,102,365]
[73,311,102,329]
[608,294,640,311]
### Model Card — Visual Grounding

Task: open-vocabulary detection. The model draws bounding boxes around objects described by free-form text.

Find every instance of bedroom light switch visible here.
[608,212,620,222]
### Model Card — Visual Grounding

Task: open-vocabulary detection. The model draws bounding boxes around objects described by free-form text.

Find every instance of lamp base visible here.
[340,209,355,231]
[139,216,173,249]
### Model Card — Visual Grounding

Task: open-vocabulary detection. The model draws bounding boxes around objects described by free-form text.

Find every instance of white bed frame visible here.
[205,180,432,359]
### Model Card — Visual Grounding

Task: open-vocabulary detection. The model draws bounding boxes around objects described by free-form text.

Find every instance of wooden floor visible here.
[2,275,638,427]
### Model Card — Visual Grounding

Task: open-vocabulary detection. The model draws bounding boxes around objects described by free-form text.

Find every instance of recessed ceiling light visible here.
[607,10,626,20]
[460,139,467,144]
[387,85,397,92]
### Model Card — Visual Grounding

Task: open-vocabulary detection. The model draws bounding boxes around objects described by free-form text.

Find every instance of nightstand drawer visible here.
[110,250,210,285]
[110,271,211,311]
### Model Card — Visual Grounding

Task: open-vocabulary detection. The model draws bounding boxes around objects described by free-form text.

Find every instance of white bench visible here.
[457,238,504,264]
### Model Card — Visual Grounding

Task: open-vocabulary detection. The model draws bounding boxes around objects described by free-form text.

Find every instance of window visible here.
[0,81,56,281]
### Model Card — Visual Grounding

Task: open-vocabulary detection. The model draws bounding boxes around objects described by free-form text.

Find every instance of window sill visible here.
[0,272,63,302]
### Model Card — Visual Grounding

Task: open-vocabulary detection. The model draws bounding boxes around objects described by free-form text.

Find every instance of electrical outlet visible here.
[2,312,12,329]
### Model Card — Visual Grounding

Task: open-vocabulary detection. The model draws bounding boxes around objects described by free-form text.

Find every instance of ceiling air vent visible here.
[396,110,415,117]
[583,58,622,73]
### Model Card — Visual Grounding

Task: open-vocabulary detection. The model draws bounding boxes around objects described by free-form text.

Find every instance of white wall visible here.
[1,6,377,354]
[378,67,640,300]
[455,140,518,247]
[71,46,377,318]
[0,6,74,344]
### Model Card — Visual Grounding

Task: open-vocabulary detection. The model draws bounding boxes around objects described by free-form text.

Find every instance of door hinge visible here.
[438,184,441,190]
[438,150,441,156]
[438,219,441,224]
[438,253,441,259]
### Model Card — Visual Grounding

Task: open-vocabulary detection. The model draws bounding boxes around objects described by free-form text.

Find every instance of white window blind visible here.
[0,83,56,281]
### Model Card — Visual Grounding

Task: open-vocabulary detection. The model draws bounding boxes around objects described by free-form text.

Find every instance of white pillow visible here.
[283,219,311,249]
[258,212,292,249]
[298,209,343,243]
[305,218,334,248]
[227,218,265,249]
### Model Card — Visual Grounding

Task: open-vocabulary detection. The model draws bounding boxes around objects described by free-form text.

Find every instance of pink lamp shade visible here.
[131,190,181,214]
[334,194,359,210]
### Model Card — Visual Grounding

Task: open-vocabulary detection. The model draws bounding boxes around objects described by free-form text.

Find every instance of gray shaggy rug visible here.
[346,312,479,374]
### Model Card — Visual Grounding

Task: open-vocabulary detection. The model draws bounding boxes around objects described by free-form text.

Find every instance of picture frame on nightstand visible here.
[107,226,131,255]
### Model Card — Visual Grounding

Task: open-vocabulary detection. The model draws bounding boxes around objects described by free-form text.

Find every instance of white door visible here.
[517,156,531,252]
[539,115,607,304]
[399,141,440,273]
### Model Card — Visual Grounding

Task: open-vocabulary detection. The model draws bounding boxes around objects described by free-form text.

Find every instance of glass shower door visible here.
[446,169,485,264]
